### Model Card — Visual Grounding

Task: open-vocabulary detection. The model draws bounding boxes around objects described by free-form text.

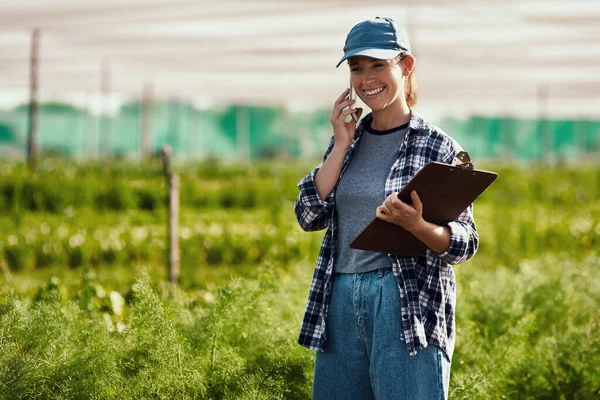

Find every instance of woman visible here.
[294,17,479,399]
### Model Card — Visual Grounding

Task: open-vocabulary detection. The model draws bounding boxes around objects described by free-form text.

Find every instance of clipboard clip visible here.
[452,151,474,170]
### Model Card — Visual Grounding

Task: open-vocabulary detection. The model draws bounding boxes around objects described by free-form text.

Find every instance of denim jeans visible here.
[312,268,451,400]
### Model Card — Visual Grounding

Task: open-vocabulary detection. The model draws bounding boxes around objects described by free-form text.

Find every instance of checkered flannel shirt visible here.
[294,111,479,360]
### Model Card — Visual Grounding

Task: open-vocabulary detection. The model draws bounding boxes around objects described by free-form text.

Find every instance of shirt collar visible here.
[357,109,423,141]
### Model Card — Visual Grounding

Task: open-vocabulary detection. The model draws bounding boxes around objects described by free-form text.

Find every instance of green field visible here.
[1,160,599,399]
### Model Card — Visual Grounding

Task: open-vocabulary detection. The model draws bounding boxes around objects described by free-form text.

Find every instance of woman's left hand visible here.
[376,191,424,232]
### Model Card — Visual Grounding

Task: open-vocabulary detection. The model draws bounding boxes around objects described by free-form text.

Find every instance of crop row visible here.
[1,202,598,273]
[0,209,322,271]
[1,162,599,213]
[1,254,598,398]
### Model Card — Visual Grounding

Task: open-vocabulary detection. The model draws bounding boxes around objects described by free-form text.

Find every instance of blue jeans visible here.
[312,268,451,399]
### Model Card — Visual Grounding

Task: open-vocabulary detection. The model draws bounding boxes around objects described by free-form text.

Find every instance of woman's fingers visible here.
[335,98,356,111]
[332,98,356,122]
[410,191,422,212]
[331,91,349,120]
[355,107,363,120]
[376,206,388,220]
[339,107,358,118]
[380,202,393,216]
[334,89,350,107]
[385,195,396,209]
[390,194,405,210]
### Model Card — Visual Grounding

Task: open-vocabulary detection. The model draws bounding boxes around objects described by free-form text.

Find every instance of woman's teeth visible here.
[364,87,384,96]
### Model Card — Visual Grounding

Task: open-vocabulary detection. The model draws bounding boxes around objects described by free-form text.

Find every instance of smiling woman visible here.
[294,16,478,400]
[348,54,418,112]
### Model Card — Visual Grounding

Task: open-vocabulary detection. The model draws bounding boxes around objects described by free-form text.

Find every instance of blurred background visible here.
[1,0,599,162]
[1,2,599,399]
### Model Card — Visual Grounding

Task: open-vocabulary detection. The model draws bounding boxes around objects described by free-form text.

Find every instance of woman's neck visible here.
[370,102,411,131]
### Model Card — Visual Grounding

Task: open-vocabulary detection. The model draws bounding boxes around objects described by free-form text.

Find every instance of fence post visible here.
[141,82,153,161]
[236,106,250,160]
[26,29,40,171]
[100,58,111,163]
[1,259,12,282]
[537,84,550,162]
[162,145,180,284]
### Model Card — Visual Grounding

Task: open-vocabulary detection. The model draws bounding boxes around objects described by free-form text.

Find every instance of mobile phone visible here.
[348,77,359,122]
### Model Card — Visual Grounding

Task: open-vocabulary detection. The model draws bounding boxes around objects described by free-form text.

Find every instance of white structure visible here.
[0,0,598,120]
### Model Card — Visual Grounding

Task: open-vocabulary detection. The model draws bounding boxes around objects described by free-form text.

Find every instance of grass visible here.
[1,160,599,398]
[1,265,315,399]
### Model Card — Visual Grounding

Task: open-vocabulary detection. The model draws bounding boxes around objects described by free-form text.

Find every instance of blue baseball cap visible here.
[336,17,411,68]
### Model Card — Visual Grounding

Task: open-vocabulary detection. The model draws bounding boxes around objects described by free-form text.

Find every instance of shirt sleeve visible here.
[294,137,337,232]
[434,136,480,265]
[436,204,479,265]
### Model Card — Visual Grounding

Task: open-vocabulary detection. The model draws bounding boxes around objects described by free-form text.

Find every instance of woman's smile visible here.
[363,86,386,98]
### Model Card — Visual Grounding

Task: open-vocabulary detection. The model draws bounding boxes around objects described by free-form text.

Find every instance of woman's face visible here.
[348,56,410,112]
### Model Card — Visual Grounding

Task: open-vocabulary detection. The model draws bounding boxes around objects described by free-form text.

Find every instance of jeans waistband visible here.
[334,267,392,278]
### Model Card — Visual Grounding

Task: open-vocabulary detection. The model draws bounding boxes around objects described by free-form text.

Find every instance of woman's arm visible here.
[409,218,451,254]
[377,190,479,264]
[294,139,337,232]
[377,190,450,254]
[315,88,363,200]
[313,144,348,200]
[294,89,362,231]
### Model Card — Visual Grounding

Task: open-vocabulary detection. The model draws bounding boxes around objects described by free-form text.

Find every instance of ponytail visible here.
[397,55,419,108]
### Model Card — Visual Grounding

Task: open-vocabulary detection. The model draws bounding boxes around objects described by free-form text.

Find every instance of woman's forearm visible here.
[410,219,451,254]
[314,145,348,201]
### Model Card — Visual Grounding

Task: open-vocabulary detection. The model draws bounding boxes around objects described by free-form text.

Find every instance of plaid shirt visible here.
[294,111,478,360]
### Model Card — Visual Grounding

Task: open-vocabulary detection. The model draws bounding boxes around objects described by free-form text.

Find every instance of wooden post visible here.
[282,107,291,158]
[236,106,250,160]
[537,84,550,162]
[168,99,181,152]
[169,174,180,284]
[84,93,95,158]
[26,29,40,170]
[186,99,195,160]
[1,259,12,282]
[501,115,514,161]
[100,58,111,162]
[141,82,153,161]
[180,100,189,158]
[574,119,587,160]
[162,145,180,284]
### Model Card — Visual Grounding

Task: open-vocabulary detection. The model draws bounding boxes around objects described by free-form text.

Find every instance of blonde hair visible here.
[397,55,419,108]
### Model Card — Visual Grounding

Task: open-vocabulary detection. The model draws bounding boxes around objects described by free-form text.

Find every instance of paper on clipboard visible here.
[349,152,497,256]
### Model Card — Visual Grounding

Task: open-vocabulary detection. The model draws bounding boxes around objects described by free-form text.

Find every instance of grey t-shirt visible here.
[334,121,409,274]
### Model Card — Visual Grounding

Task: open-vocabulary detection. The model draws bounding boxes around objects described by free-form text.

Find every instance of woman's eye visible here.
[374,63,384,68]
[350,68,360,73]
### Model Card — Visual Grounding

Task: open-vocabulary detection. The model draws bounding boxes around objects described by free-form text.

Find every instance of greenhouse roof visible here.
[0,0,598,118]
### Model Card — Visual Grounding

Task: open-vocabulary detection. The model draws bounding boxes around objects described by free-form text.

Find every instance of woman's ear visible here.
[401,55,416,76]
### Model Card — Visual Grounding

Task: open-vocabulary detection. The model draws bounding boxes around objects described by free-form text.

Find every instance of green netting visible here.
[1,103,599,161]
[443,116,600,161]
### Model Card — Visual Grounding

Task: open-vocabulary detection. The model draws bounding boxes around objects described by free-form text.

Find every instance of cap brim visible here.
[335,47,405,68]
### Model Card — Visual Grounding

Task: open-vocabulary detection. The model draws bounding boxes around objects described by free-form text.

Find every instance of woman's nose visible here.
[362,73,376,86]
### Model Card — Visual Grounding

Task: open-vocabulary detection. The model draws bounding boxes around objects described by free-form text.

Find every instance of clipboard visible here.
[349,152,498,256]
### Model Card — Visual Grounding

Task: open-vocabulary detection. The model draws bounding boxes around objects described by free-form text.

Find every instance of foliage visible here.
[0,208,322,271]
[0,160,599,398]
[0,160,304,213]
[451,254,600,399]
[0,268,313,399]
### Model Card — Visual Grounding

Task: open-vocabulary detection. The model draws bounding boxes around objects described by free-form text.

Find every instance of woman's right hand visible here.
[330,89,363,150]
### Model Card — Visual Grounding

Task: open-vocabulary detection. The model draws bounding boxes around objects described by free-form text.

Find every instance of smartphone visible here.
[348,77,359,122]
